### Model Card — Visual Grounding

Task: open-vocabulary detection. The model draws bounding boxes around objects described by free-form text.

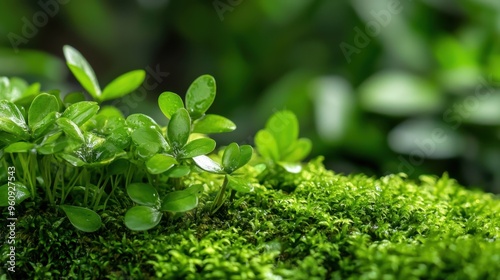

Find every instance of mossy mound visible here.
[2,158,500,279]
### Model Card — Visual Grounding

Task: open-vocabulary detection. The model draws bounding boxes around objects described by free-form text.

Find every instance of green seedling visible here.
[255,110,312,176]
[124,182,203,231]
[0,45,311,234]
[193,142,253,214]
[63,45,145,103]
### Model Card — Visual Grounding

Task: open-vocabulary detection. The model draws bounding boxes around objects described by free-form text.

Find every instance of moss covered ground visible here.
[1,157,500,279]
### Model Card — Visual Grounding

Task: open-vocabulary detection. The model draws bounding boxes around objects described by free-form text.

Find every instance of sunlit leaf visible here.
[192,155,224,174]
[192,114,236,134]
[101,70,145,102]
[180,138,216,159]
[63,45,101,100]
[158,91,184,119]
[185,74,216,119]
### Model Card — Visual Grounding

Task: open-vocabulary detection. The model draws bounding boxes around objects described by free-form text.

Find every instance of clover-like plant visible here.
[193,143,253,214]
[63,45,145,103]
[124,183,203,231]
[254,110,312,176]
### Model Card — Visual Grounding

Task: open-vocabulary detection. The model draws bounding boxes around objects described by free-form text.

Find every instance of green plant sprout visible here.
[0,45,307,232]
[63,45,145,103]
[193,142,253,214]
[255,110,312,178]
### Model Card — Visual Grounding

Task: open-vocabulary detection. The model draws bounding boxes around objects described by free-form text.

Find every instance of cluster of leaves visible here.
[4,159,500,279]
[0,46,311,232]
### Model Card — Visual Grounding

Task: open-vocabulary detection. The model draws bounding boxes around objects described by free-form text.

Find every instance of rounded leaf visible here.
[126,183,160,206]
[222,143,240,174]
[28,93,59,131]
[165,165,191,178]
[282,138,312,162]
[101,70,146,102]
[131,127,168,156]
[265,110,299,156]
[0,100,29,139]
[180,138,216,159]
[226,175,253,193]
[126,113,161,133]
[146,154,177,174]
[192,114,236,134]
[255,130,279,161]
[192,155,224,174]
[63,92,86,105]
[185,75,216,119]
[167,108,191,149]
[0,182,30,206]
[158,91,184,119]
[124,206,162,231]
[60,205,102,232]
[237,145,253,170]
[160,188,200,212]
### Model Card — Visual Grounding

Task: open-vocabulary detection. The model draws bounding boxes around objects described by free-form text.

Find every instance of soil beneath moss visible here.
[1,158,500,279]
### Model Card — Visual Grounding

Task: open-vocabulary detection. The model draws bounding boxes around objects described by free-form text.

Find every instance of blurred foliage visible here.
[1,0,500,192]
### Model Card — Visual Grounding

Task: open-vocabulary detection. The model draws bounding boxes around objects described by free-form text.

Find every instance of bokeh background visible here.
[1,0,500,193]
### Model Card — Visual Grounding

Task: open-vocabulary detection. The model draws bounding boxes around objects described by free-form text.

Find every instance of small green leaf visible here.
[0,100,29,139]
[192,114,236,134]
[126,113,162,133]
[185,74,216,119]
[146,154,177,174]
[226,175,253,193]
[126,183,160,207]
[222,143,240,174]
[31,111,58,139]
[282,138,312,162]
[60,205,102,232]
[192,155,224,174]
[237,145,253,170]
[101,70,146,102]
[265,110,299,156]
[57,117,84,142]
[4,142,35,153]
[63,45,101,100]
[160,188,199,212]
[62,101,99,126]
[167,108,191,149]
[165,165,191,178]
[124,206,162,231]
[0,182,30,206]
[63,92,86,105]
[131,127,168,156]
[28,93,59,131]
[255,130,279,161]
[180,138,216,159]
[158,91,184,119]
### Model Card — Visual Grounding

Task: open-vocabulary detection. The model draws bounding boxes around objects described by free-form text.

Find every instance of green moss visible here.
[2,157,500,279]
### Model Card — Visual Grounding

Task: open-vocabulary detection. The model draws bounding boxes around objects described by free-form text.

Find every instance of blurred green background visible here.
[1,0,500,193]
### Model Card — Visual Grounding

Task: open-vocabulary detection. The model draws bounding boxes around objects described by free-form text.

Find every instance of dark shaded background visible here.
[1,0,500,193]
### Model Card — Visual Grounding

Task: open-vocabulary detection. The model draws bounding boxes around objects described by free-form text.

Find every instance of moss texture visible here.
[1,157,500,279]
